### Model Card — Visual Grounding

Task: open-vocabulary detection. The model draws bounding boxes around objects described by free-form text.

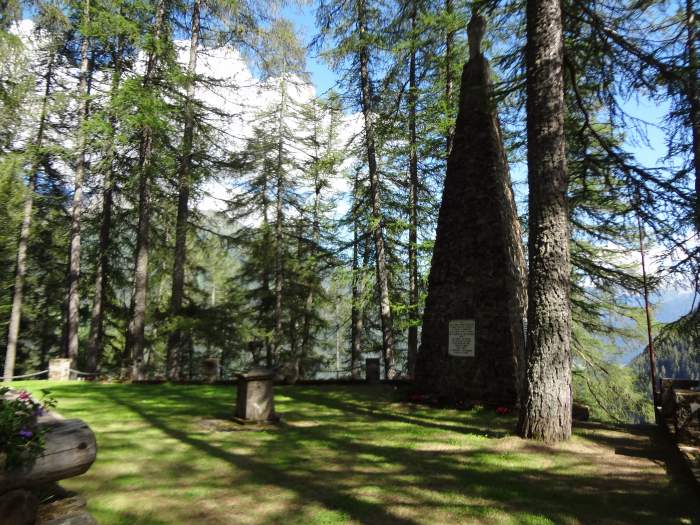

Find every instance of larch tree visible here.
[123,0,171,380]
[3,5,68,380]
[357,0,396,379]
[165,0,202,380]
[65,0,93,364]
[517,0,573,442]
[85,21,128,372]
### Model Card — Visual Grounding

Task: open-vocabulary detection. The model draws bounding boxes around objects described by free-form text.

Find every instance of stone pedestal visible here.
[366,358,380,384]
[234,367,276,423]
[414,15,526,406]
[202,358,219,383]
[48,359,72,381]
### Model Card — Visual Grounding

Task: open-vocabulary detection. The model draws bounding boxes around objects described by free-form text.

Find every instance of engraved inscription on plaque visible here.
[448,319,475,357]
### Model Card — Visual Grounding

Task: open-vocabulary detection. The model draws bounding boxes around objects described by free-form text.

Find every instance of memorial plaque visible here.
[448,320,475,357]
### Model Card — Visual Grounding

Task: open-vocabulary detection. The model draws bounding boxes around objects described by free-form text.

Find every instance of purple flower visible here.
[18,428,33,439]
[34,406,44,416]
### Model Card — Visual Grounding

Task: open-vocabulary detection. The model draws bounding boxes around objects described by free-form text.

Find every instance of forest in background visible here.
[0,0,698,424]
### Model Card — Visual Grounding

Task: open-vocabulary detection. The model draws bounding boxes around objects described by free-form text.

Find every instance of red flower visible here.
[496,406,510,415]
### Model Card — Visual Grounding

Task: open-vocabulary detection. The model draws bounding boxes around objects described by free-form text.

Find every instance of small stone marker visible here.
[234,367,276,424]
[202,358,219,383]
[48,359,72,381]
[366,358,380,384]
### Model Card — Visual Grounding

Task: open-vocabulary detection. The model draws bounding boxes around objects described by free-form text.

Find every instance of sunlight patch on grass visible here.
[15,381,700,525]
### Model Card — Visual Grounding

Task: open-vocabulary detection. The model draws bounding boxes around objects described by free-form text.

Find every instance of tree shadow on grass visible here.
[574,420,700,498]
[281,387,512,438]
[261,414,700,524]
[98,388,422,525]
[93,385,700,525]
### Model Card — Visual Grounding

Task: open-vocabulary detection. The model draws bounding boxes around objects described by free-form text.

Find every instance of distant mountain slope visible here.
[631,307,700,385]
[655,290,697,323]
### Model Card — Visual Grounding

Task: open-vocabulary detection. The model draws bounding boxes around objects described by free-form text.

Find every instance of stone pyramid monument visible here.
[414,14,527,406]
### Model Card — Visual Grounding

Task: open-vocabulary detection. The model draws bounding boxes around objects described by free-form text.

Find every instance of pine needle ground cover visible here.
[20,382,700,525]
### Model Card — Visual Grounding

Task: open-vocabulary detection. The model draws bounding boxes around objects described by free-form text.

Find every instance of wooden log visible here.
[0,419,96,493]
[0,489,39,525]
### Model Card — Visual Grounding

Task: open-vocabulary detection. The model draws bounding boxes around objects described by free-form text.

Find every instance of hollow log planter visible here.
[0,414,97,493]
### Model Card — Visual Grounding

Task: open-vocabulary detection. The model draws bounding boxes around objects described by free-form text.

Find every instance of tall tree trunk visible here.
[86,43,123,373]
[260,172,272,368]
[290,221,304,376]
[357,0,396,379]
[166,0,201,380]
[299,179,321,365]
[272,76,287,366]
[445,0,455,156]
[687,0,700,231]
[407,1,419,378]
[66,0,92,365]
[3,53,54,381]
[124,0,167,380]
[517,0,572,443]
[350,187,364,380]
[300,109,323,369]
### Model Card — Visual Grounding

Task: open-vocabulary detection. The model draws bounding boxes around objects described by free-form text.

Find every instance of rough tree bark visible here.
[260,168,272,369]
[687,0,700,231]
[350,179,365,380]
[66,0,92,364]
[272,75,287,366]
[3,53,55,381]
[357,0,396,379]
[166,0,201,380]
[124,0,167,380]
[300,132,322,369]
[517,0,572,443]
[406,0,419,378]
[86,42,123,372]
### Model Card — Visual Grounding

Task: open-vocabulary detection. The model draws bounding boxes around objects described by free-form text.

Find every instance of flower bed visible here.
[0,387,56,470]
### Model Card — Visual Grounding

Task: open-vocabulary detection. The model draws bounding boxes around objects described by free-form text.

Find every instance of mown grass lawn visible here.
[18,381,700,525]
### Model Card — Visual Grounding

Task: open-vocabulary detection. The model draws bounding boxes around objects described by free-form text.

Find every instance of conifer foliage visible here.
[0,0,696,432]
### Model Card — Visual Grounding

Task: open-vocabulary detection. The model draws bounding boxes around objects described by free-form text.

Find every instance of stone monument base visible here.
[234,367,278,424]
[231,413,281,426]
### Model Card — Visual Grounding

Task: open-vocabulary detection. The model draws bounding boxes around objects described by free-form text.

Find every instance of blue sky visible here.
[280,4,697,324]
[284,3,675,180]
[282,3,337,95]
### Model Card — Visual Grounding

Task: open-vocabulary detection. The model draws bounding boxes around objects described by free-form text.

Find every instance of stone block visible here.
[366,358,380,384]
[673,389,700,444]
[37,495,97,525]
[49,359,72,381]
[572,402,590,422]
[235,367,275,423]
[202,358,219,383]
